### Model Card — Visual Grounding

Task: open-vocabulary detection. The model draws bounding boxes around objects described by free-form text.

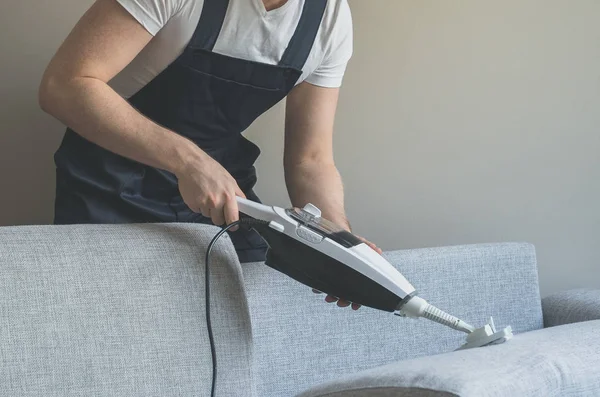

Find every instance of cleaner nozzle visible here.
[395,296,475,333]
[455,316,513,350]
[422,304,475,333]
[395,297,513,350]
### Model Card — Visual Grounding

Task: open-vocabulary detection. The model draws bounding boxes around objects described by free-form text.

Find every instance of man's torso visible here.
[110,0,353,99]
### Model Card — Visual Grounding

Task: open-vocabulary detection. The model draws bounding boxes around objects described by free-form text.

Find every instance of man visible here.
[39,0,380,310]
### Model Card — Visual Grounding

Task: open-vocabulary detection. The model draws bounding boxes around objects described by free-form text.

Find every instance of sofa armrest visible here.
[542,288,600,327]
[296,320,600,397]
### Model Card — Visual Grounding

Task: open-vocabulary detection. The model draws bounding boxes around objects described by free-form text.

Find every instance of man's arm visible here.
[284,81,381,255]
[284,81,349,229]
[39,0,198,175]
[284,83,350,230]
[285,0,354,227]
[284,81,381,310]
[39,0,245,227]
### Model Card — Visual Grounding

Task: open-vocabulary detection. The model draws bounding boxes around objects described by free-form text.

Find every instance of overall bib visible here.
[53,0,328,263]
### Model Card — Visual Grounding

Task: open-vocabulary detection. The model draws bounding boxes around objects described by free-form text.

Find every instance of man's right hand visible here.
[176,153,246,230]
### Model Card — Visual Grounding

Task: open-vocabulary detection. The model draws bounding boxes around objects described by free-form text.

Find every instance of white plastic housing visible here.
[236,197,416,301]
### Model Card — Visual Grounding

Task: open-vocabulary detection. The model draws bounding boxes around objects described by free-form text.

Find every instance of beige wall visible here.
[1,0,599,297]
[0,0,93,224]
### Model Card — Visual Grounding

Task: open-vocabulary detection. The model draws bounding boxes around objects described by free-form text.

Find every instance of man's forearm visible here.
[284,160,350,230]
[39,76,204,175]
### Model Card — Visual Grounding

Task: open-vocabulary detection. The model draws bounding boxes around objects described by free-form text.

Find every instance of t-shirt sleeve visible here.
[304,1,354,88]
[115,0,185,36]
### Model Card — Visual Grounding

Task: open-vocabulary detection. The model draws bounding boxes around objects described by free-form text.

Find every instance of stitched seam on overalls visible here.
[180,63,283,92]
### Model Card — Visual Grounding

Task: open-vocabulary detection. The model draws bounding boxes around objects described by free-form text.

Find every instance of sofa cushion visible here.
[296,319,600,397]
[243,242,543,397]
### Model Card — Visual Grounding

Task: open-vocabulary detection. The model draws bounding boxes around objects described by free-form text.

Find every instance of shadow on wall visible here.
[0,84,64,226]
[0,0,94,226]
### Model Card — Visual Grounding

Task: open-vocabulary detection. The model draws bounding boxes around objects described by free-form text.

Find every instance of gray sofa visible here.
[1,223,598,396]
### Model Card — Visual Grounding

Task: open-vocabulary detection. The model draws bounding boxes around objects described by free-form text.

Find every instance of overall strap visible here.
[279,0,328,70]
[189,0,230,50]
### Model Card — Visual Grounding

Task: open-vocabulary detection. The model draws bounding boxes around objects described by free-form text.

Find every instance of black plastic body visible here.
[249,223,403,312]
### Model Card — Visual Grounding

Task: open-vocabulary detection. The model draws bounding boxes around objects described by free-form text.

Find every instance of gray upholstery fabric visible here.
[0,224,255,397]
[542,288,600,327]
[1,223,559,397]
[243,242,543,397]
[297,319,600,397]
[304,388,456,397]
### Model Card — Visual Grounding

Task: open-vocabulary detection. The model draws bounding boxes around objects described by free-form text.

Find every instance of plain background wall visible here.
[1,0,598,297]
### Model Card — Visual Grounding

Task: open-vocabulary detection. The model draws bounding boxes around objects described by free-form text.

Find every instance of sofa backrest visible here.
[243,242,543,397]
[0,223,543,397]
[0,223,256,397]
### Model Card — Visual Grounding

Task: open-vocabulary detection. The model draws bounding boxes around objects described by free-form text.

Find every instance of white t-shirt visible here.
[110,0,353,99]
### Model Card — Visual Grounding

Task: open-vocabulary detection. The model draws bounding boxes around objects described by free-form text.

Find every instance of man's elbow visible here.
[284,156,336,177]
[284,152,334,169]
[38,74,59,114]
[38,71,73,116]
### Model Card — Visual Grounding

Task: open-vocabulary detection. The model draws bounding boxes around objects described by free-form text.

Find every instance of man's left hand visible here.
[357,235,383,255]
[312,236,382,310]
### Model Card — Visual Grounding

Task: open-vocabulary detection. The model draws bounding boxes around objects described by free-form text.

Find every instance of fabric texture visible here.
[297,319,600,397]
[2,223,568,397]
[304,389,456,397]
[542,288,600,327]
[0,223,254,397]
[242,242,543,397]
[112,0,353,96]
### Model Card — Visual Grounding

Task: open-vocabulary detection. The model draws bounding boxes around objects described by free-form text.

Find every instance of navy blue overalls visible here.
[53,0,328,263]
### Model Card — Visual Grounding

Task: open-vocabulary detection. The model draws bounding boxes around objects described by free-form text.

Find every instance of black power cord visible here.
[205,218,269,397]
